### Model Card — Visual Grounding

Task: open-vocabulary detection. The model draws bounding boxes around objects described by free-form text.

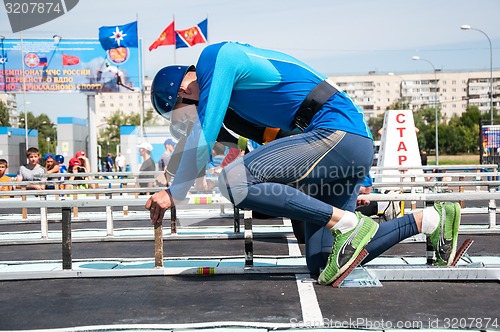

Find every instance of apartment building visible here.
[0,93,18,126]
[94,76,153,128]
[330,70,499,122]
[94,70,497,127]
[2,70,498,130]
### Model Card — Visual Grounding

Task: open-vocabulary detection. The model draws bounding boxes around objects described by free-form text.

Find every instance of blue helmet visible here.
[55,154,64,163]
[151,65,195,118]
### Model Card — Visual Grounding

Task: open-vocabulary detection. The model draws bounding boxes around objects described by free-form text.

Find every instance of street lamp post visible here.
[46,136,51,153]
[40,120,56,153]
[19,32,32,151]
[22,101,31,149]
[412,56,439,165]
[53,34,62,43]
[461,25,494,125]
[52,123,57,154]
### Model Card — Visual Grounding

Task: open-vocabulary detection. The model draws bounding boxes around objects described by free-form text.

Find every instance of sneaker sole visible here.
[331,249,369,287]
[446,202,461,266]
[321,222,379,285]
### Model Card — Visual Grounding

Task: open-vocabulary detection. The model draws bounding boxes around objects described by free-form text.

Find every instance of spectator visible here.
[115,152,126,172]
[43,153,59,190]
[0,159,12,196]
[55,155,67,173]
[67,157,96,189]
[75,151,91,172]
[138,142,155,193]
[55,154,67,191]
[194,142,226,192]
[159,138,176,171]
[420,150,428,166]
[114,151,127,189]
[16,147,46,190]
[105,153,114,172]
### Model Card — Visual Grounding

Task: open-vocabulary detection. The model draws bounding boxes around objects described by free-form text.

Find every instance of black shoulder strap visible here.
[294,80,339,130]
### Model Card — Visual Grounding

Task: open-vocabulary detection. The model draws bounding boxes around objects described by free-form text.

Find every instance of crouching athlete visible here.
[146,41,461,284]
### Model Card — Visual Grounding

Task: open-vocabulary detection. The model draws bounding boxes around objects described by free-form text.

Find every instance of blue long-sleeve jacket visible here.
[170,42,372,200]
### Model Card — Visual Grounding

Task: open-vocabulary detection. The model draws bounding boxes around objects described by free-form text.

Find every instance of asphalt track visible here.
[0,203,499,331]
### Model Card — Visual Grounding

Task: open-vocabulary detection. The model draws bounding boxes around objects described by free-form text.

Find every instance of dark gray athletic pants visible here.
[219,128,418,274]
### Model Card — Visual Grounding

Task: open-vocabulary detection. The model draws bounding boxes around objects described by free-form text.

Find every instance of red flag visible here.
[62,54,80,66]
[149,21,175,51]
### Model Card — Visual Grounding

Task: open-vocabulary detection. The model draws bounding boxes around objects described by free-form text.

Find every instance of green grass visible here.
[427,154,480,165]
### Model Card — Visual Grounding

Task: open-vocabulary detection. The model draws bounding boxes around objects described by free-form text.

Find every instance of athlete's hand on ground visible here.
[356,197,370,207]
[357,186,372,207]
[145,190,173,225]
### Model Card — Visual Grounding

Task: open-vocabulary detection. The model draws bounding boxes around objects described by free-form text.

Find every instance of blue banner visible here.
[0,38,143,93]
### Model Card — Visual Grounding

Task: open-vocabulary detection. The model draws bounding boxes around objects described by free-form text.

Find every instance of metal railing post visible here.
[40,195,48,239]
[62,207,72,270]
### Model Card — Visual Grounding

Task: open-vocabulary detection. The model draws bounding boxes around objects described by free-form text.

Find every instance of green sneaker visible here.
[317,212,379,285]
[427,202,461,266]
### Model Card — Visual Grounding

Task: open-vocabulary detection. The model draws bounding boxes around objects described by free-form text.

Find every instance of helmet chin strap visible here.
[179,97,199,106]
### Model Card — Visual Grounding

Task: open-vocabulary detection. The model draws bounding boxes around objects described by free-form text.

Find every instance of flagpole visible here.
[1,36,7,93]
[20,31,29,151]
[136,13,144,140]
[173,14,176,64]
[206,14,209,45]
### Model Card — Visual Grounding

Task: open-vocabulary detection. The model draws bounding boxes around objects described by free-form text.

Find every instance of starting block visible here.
[331,249,377,288]
[451,238,474,266]
[332,239,496,288]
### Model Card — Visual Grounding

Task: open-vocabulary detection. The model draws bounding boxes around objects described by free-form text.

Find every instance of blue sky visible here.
[1,0,499,121]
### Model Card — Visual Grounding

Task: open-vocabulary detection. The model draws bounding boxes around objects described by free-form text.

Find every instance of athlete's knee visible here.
[218,160,250,205]
[305,251,329,277]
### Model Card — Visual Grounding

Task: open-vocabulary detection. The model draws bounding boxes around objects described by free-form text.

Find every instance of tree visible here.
[413,106,441,153]
[386,97,411,111]
[18,112,56,156]
[98,111,128,154]
[98,110,155,155]
[459,106,481,128]
[445,107,480,154]
[367,113,384,139]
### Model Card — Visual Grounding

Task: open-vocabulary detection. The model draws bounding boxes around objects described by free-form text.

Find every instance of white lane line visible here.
[284,218,324,326]
[295,274,323,325]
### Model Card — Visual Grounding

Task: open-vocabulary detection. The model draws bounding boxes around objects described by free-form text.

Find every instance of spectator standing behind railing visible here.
[16,147,46,190]
[67,157,97,190]
[114,151,127,189]
[75,151,98,187]
[115,152,126,172]
[55,155,67,173]
[138,142,155,194]
[194,142,226,192]
[105,153,115,172]
[75,151,91,172]
[0,159,12,197]
[54,155,67,191]
[159,138,176,172]
[420,150,428,166]
[43,153,59,190]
